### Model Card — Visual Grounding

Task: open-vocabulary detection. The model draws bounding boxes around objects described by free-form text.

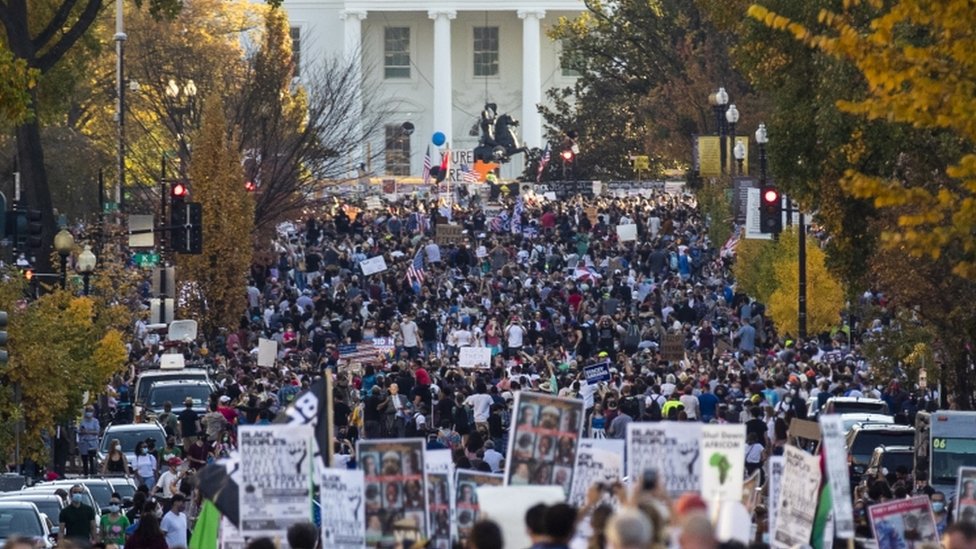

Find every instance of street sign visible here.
[133,252,160,269]
[128,214,155,248]
[103,202,118,213]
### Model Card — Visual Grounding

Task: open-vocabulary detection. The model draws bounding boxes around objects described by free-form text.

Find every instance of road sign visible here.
[133,252,160,268]
[103,201,118,213]
[128,214,155,248]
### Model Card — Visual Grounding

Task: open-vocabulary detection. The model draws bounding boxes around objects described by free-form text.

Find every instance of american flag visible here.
[412,212,429,234]
[490,210,510,233]
[511,196,524,234]
[406,248,426,287]
[536,143,551,182]
[460,163,479,183]
[422,145,432,184]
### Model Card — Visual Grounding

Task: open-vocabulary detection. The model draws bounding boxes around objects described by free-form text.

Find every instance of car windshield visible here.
[100,429,165,453]
[831,401,889,415]
[80,483,113,508]
[880,452,914,474]
[0,500,56,523]
[109,482,136,500]
[137,372,207,403]
[852,432,915,462]
[148,385,210,410]
[0,508,42,538]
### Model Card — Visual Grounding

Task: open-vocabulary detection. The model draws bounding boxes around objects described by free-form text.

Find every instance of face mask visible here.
[114,444,121,451]
[141,448,149,455]
[108,505,120,514]
[71,493,84,504]
[85,412,93,418]
[932,502,945,513]
[154,508,163,519]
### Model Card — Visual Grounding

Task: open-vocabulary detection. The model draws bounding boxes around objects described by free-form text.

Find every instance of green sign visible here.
[133,251,160,268]
[103,201,119,213]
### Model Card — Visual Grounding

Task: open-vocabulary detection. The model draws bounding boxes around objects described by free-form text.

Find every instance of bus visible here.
[915,411,976,497]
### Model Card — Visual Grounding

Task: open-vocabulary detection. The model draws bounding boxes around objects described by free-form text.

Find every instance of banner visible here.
[458,346,492,369]
[868,496,940,549]
[257,338,277,368]
[767,456,785,541]
[456,470,504,544]
[238,425,313,537]
[568,439,624,508]
[820,416,855,537]
[582,361,611,384]
[360,256,388,276]
[320,468,366,549]
[956,466,976,524]
[700,424,746,505]
[771,446,822,549]
[616,223,637,242]
[357,438,428,546]
[626,423,702,497]
[504,392,584,497]
[426,450,454,549]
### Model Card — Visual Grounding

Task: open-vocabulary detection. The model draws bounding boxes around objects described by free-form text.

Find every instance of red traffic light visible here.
[560,150,574,161]
[245,181,256,192]
[171,183,188,198]
[24,269,33,282]
[762,188,779,204]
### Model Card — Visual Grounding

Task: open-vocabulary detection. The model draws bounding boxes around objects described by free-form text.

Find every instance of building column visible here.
[518,9,545,150]
[428,9,456,146]
[340,9,367,171]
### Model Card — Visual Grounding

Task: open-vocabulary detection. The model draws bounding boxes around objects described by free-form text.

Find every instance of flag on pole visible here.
[460,164,479,183]
[512,195,524,234]
[422,145,432,184]
[536,143,551,182]
[189,500,221,549]
[490,210,510,233]
[406,248,426,290]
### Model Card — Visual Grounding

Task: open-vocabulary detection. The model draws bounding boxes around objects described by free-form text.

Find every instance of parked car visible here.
[97,422,167,468]
[34,479,115,511]
[858,445,915,491]
[840,413,894,433]
[145,380,213,416]
[105,477,138,504]
[822,397,890,416]
[0,501,55,548]
[0,494,64,535]
[846,423,915,482]
[134,368,210,409]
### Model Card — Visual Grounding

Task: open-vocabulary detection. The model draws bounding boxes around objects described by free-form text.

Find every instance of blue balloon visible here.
[432,132,446,147]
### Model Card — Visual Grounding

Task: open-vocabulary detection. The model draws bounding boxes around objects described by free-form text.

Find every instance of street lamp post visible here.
[755,123,768,185]
[53,228,75,290]
[709,87,729,174]
[725,104,739,175]
[733,142,746,176]
[77,245,97,296]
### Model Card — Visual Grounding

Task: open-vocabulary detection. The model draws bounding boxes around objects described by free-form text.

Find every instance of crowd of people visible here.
[56,184,955,549]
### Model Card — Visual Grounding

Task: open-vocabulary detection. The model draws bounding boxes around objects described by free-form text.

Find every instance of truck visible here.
[914,410,976,498]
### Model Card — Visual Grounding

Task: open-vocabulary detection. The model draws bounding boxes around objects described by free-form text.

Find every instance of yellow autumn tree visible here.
[178,99,254,337]
[732,237,779,305]
[766,228,845,337]
[748,0,976,278]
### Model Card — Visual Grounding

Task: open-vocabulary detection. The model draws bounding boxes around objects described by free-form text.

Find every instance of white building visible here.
[282,0,584,180]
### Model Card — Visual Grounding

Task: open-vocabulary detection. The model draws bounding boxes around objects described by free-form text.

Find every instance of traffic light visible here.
[25,209,42,257]
[760,185,782,235]
[170,200,203,254]
[245,181,256,193]
[0,311,8,364]
[171,182,188,200]
[187,202,203,254]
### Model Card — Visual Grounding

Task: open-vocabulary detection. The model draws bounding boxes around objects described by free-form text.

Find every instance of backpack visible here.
[642,395,663,422]
[621,396,641,419]
[623,323,641,353]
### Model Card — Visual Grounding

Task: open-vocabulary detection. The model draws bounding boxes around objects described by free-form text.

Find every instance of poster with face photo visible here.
[868,496,940,549]
[357,438,428,547]
[426,449,454,549]
[956,467,976,525]
[456,470,504,545]
[504,392,584,496]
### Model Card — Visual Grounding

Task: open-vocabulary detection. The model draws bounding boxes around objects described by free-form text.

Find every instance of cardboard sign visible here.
[820,416,855,537]
[627,423,702,497]
[771,446,822,549]
[357,438,429,545]
[458,347,492,369]
[868,496,940,549]
[238,425,314,537]
[661,333,685,362]
[505,393,584,497]
[359,255,388,276]
[956,466,976,524]
[583,361,611,384]
[435,224,464,245]
[568,439,623,508]
[257,338,277,367]
[320,468,366,549]
[700,424,746,505]
[616,223,638,242]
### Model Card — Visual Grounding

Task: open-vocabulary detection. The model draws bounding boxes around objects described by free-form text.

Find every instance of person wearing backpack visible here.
[622,321,641,355]
[643,387,664,422]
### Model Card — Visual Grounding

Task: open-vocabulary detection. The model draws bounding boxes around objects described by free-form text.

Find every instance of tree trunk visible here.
[14,88,55,273]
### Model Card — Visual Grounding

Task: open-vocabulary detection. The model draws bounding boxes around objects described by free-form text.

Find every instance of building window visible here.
[290,26,301,77]
[384,27,411,79]
[473,26,499,77]
[560,41,581,77]
[384,125,411,176]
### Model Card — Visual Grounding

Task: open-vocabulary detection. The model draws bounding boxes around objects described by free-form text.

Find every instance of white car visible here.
[0,501,55,548]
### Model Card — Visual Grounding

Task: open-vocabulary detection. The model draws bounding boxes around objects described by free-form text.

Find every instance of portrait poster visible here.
[426,449,454,549]
[456,470,504,544]
[504,392,585,497]
[626,422,702,496]
[238,424,313,537]
[568,438,624,508]
[868,496,940,549]
[320,468,366,549]
[820,415,855,537]
[771,446,822,549]
[356,438,428,547]
[956,466,976,524]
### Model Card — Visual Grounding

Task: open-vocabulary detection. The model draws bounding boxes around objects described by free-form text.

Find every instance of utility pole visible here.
[798,211,807,340]
[115,0,127,213]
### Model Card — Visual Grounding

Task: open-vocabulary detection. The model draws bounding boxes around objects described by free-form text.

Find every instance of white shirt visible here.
[464,394,494,422]
[505,324,525,348]
[401,321,420,347]
[155,470,180,498]
[484,449,504,472]
[161,510,188,548]
[454,329,473,347]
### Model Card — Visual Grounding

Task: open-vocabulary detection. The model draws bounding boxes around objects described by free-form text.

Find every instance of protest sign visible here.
[583,361,612,384]
[257,338,277,367]
[456,470,503,544]
[820,415,855,537]
[219,516,246,549]
[435,224,464,245]
[626,423,702,496]
[458,346,492,369]
[868,496,940,549]
[320,468,366,549]
[771,446,822,549]
[505,392,584,497]
[238,425,313,537]
[357,438,428,547]
[426,450,454,549]
[477,486,566,549]
[767,456,785,541]
[700,424,746,505]
[359,256,388,276]
[957,467,976,524]
[616,223,637,242]
[661,333,685,362]
[569,439,624,508]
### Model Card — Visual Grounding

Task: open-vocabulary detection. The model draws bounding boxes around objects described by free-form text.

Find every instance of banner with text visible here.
[771,446,821,549]
[320,468,366,549]
[238,424,313,537]
[700,424,746,505]
[626,423,702,496]
[569,439,624,508]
